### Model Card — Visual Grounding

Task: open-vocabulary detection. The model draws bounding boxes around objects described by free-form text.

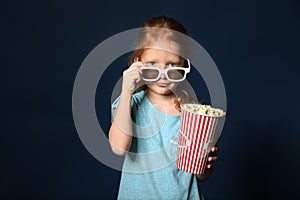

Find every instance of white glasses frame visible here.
[140,58,191,82]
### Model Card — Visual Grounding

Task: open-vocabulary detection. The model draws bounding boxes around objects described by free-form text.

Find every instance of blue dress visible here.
[112,91,203,200]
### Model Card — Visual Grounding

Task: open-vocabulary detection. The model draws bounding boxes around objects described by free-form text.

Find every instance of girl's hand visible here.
[122,62,144,95]
[206,146,219,170]
[196,146,219,182]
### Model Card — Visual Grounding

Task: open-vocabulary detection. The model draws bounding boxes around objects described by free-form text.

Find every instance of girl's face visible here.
[140,48,184,96]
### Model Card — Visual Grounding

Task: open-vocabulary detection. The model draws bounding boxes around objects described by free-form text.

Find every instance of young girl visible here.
[109,16,219,200]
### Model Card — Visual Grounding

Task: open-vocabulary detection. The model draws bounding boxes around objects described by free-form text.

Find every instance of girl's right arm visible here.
[108,62,143,155]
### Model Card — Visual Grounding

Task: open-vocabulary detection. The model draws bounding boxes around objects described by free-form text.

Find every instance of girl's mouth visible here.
[156,82,170,87]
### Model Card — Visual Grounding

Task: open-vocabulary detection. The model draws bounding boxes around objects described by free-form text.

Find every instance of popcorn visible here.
[176,103,226,174]
[182,104,226,117]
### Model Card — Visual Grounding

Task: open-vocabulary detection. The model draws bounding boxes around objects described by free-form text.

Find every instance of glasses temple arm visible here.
[186,58,191,72]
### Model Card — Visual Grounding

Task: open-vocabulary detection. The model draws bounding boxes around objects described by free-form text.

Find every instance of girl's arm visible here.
[108,62,143,155]
[108,92,133,155]
[196,169,213,182]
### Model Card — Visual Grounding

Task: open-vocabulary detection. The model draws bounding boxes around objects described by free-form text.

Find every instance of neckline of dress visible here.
[141,90,181,118]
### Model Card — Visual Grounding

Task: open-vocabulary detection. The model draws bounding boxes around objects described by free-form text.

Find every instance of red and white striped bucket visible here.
[176,104,225,174]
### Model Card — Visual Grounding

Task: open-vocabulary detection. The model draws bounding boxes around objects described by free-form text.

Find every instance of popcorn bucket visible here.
[176,104,226,174]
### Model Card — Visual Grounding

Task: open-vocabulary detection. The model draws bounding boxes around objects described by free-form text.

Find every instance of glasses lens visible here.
[167,69,185,81]
[142,68,159,80]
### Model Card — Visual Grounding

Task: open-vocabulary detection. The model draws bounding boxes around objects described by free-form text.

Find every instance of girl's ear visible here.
[134,57,139,62]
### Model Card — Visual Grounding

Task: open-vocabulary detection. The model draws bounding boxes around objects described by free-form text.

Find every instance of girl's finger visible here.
[129,61,143,69]
[211,146,219,153]
[126,66,143,82]
[208,156,218,162]
[206,164,213,169]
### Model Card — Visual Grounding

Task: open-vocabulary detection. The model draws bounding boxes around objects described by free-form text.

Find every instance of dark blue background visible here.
[2,0,300,199]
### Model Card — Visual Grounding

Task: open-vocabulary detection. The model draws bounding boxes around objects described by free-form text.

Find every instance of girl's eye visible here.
[146,62,157,67]
[167,63,177,67]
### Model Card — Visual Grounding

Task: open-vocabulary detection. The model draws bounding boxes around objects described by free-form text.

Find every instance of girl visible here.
[109,16,219,200]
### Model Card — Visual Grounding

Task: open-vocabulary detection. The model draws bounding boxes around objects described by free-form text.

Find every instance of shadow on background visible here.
[234,121,296,199]
[201,117,299,200]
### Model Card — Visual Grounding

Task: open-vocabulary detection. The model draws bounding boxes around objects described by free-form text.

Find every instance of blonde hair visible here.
[129,16,189,65]
[130,16,195,111]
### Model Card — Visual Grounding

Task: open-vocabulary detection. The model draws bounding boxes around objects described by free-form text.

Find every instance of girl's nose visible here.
[160,72,167,79]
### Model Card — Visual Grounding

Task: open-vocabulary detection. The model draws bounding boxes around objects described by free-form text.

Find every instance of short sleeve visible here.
[110,90,145,123]
[111,96,121,122]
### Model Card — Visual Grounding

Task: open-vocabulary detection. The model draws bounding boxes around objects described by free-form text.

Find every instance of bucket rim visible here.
[181,103,226,118]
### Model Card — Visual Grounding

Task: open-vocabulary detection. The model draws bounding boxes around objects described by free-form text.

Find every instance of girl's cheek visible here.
[170,83,179,89]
